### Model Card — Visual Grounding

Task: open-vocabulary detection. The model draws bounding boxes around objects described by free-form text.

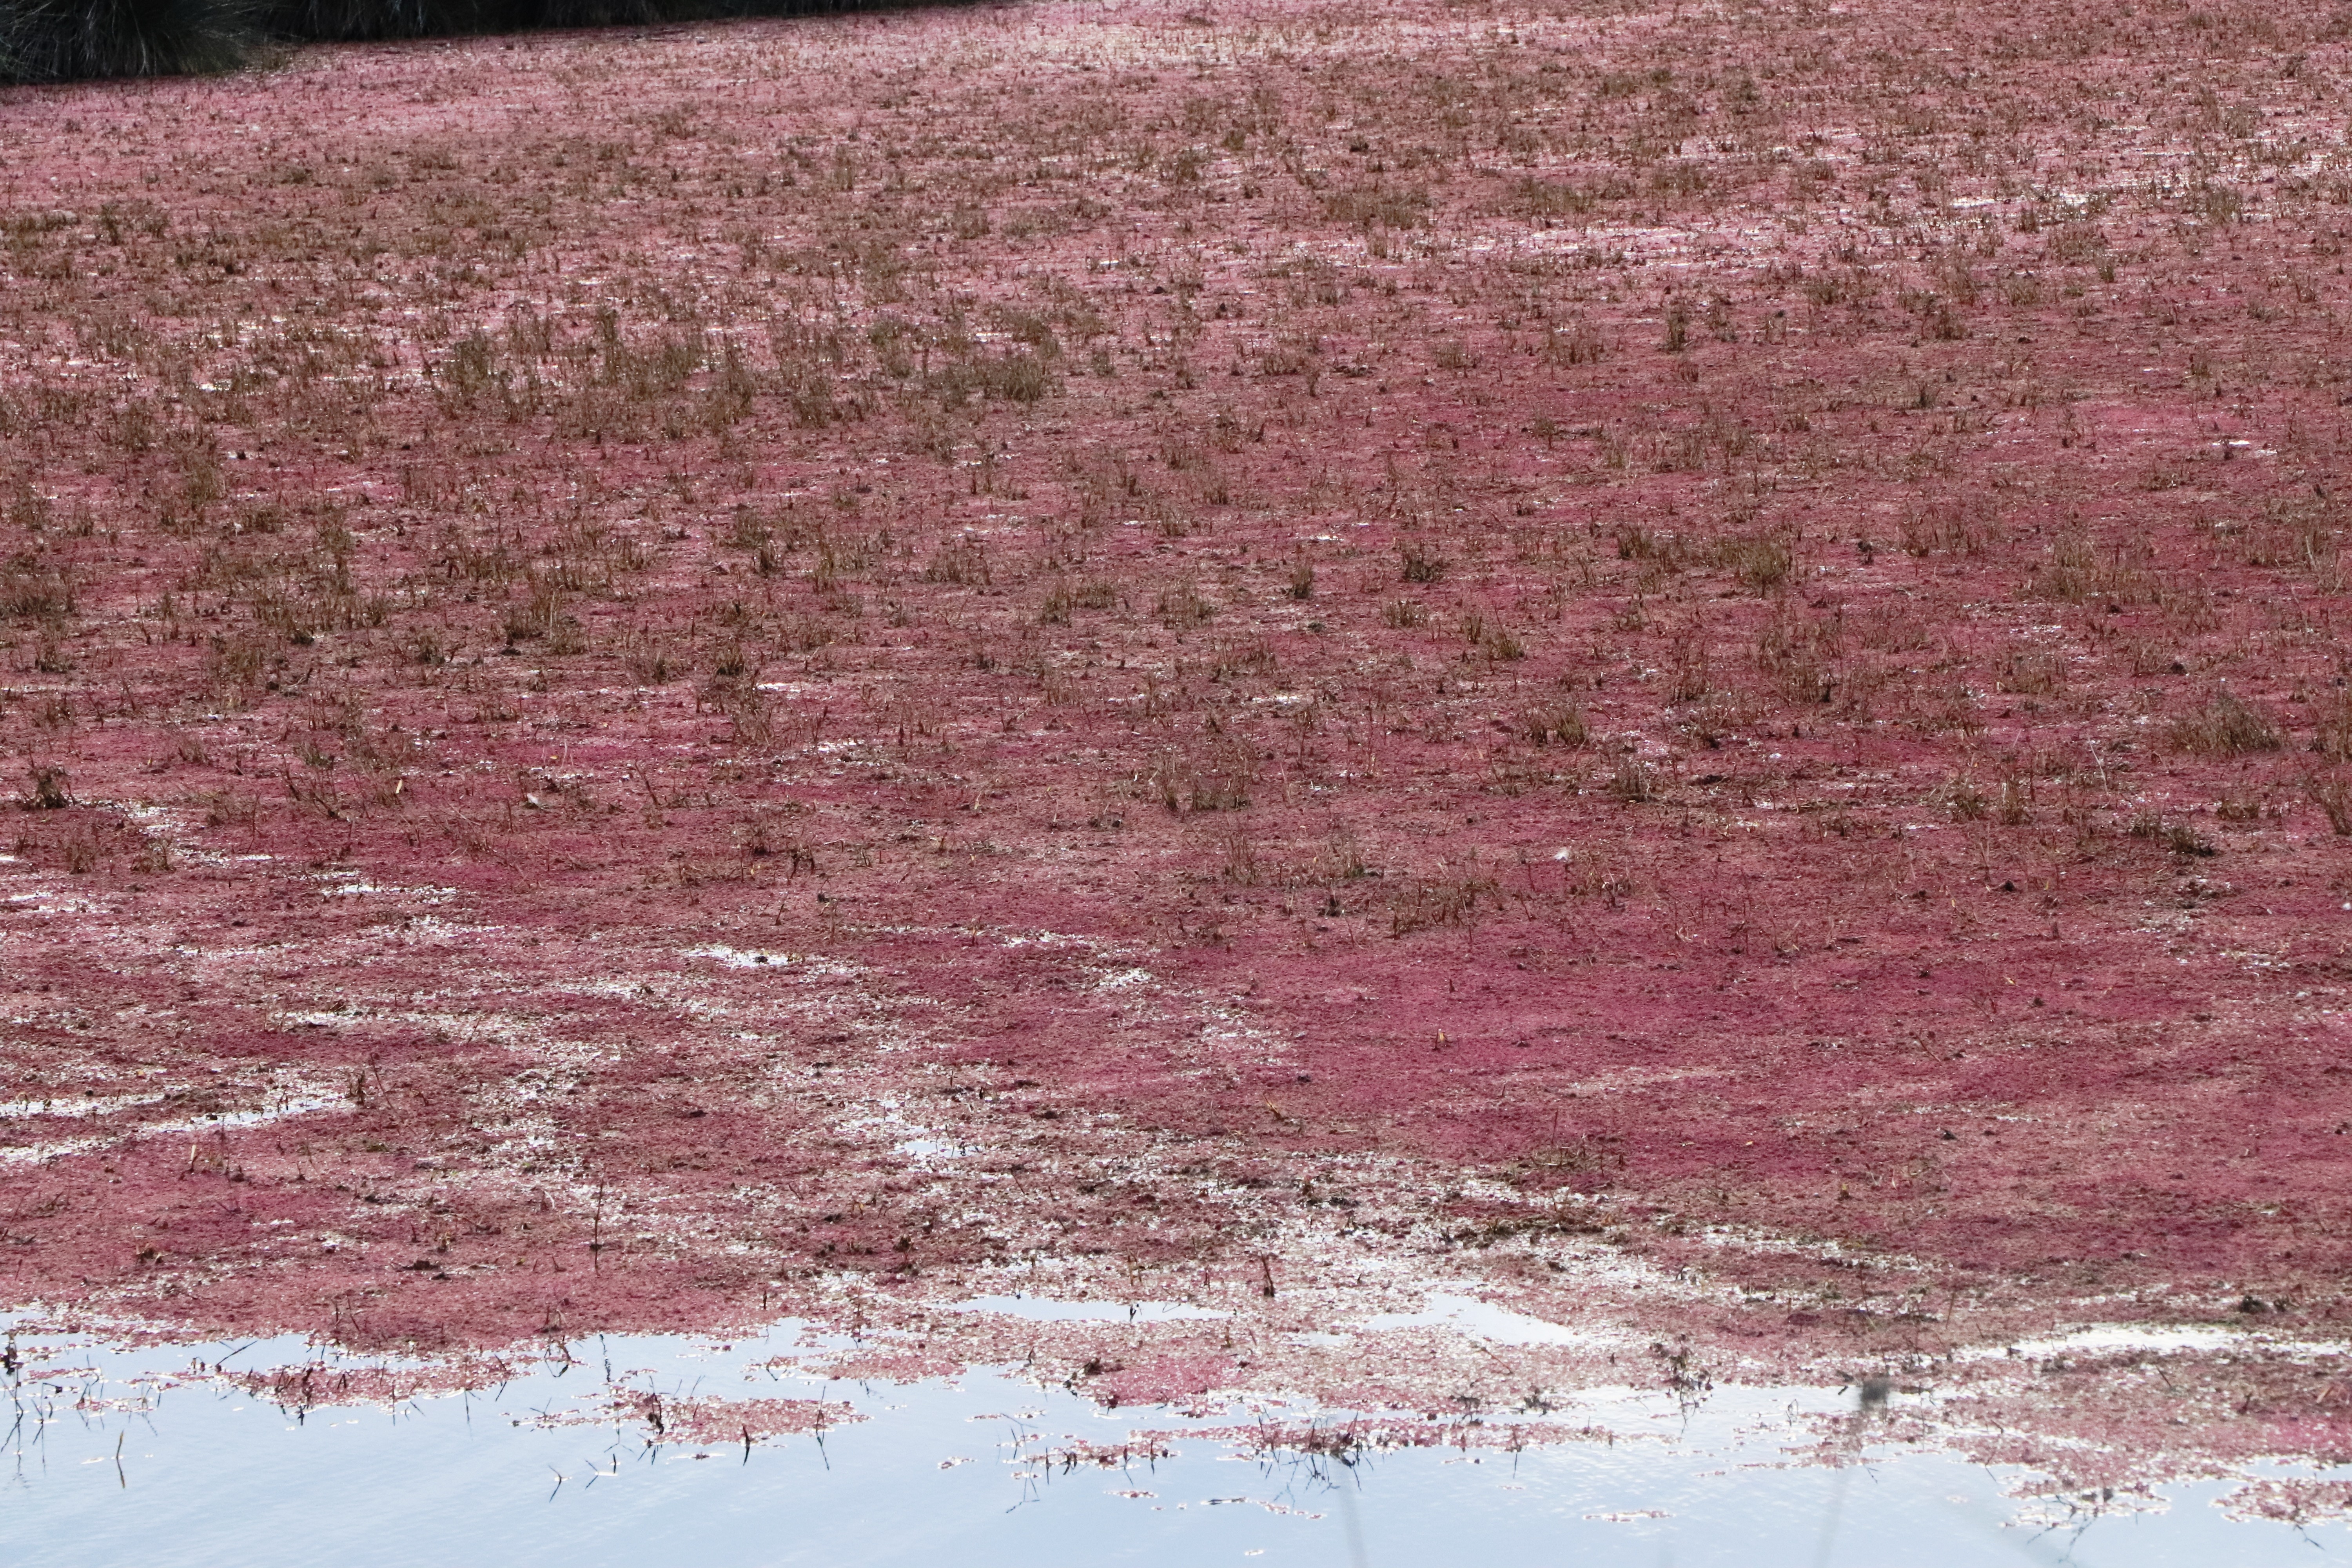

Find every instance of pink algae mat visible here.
[2,0,2350,1503]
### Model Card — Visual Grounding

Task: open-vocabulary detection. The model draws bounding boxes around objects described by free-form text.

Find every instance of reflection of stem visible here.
[1335,1471,1371,1568]
[1811,1462,1849,1568]
[1816,1377,1896,1567]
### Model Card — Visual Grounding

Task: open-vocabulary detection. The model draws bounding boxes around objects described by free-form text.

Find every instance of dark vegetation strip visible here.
[0,0,977,83]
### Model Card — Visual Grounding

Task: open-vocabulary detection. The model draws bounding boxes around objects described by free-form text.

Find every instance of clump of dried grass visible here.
[2168,693,2282,757]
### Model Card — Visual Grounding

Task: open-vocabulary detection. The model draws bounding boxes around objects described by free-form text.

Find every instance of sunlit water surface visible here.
[2,1312,2337,1566]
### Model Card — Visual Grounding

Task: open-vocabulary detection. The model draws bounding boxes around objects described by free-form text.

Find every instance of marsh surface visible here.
[6,0,2352,1540]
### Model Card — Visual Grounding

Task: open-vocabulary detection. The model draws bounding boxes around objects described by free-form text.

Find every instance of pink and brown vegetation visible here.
[4,0,2352,1497]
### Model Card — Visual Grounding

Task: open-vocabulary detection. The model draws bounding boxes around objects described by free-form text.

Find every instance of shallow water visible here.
[3,1320,2337,1566]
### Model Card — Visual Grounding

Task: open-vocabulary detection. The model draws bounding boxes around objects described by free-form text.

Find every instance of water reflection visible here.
[3,1318,2339,1566]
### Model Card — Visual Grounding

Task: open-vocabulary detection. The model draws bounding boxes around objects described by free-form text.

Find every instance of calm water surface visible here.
[2,1319,2336,1567]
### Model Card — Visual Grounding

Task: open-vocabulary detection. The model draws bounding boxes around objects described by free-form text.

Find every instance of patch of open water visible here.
[2,1317,2335,1566]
